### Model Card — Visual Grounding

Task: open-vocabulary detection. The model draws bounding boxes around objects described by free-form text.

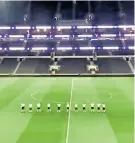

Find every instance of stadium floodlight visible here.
[15,26,31,29]
[91,38,98,40]
[125,34,135,37]
[118,25,134,28]
[9,35,24,38]
[36,26,51,29]
[101,34,116,37]
[72,26,76,29]
[129,46,135,49]
[32,47,48,50]
[0,47,2,50]
[57,47,72,50]
[76,25,135,29]
[55,35,70,38]
[97,26,114,28]
[9,47,25,50]
[32,35,47,38]
[0,26,10,29]
[103,47,119,50]
[78,35,92,37]
[80,47,95,50]
[1,34,134,39]
[77,26,92,29]
[57,26,71,29]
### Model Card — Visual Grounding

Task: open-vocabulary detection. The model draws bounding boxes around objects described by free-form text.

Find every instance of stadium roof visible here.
[0,1,134,25]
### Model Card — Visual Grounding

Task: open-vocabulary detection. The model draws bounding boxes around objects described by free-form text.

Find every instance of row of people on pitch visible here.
[74,103,105,112]
[21,103,41,113]
[21,103,105,112]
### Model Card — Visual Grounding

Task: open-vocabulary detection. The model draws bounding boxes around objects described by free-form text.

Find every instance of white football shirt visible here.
[21,104,25,107]
[37,103,41,108]
[29,104,32,108]
[57,104,61,107]
[91,103,94,107]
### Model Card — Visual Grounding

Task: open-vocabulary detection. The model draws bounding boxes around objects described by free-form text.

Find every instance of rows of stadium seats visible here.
[0,58,133,74]
[16,59,39,74]
[0,59,17,73]
[59,58,88,74]
[96,58,132,73]
[16,59,51,74]
[35,59,50,73]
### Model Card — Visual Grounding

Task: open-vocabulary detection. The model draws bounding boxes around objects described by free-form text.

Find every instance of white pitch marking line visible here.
[66,78,74,143]
[30,92,41,102]
[99,93,113,103]
[108,93,113,99]
[103,93,113,102]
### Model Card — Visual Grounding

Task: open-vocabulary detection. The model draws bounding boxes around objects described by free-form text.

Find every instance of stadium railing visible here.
[0,73,133,77]
[0,55,134,59]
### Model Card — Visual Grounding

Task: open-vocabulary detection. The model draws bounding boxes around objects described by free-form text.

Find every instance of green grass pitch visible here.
[0,77,134,143]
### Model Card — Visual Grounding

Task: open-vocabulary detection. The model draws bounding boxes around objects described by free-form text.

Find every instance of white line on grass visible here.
[109,93,113,99]
[66,78,74,143]
[98,93,113,104]
[30,92,42,102]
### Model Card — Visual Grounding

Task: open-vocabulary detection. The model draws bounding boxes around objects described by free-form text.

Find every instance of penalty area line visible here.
[30,92,42,102]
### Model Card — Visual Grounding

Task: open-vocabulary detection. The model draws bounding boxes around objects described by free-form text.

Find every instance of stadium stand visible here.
[59,58,88,74]
[0,56,133,75]
[96,58,132,73]
[0,58,17,73]
[0,24,134,75]
[34,59,50,73]
[16,59,38,74]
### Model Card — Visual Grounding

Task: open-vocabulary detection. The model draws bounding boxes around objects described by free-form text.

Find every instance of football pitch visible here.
[0,77,134,143]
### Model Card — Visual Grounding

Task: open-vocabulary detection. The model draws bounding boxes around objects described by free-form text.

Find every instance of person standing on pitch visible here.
[29,104,33,113]
[82,104,86,112]
[47,103,51,112]
[102,103,106,113]
[97,103,101,112]
[37,103,41,112]
[57,104,61,112]
[75,104,78,112]
[90,102,95,112]
[66,103,70,112]
[21,103,25,113]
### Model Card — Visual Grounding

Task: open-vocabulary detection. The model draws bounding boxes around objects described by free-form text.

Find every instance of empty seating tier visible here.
[96,58,132,73]
[59,58,87,74]
[16,59,39,74]
[35,59,50,73]
[0,59,17,73]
